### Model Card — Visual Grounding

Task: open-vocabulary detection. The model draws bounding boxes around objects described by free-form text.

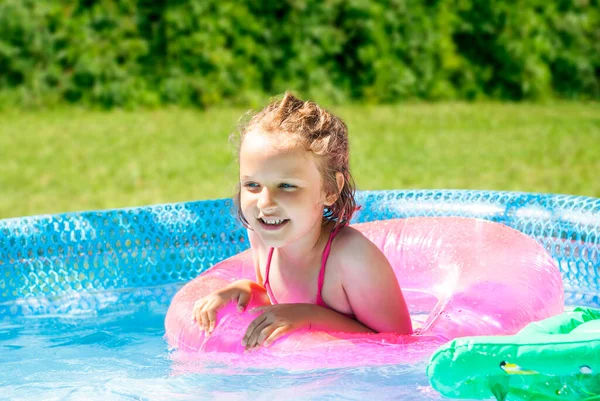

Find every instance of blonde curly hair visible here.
[232,92,358,229]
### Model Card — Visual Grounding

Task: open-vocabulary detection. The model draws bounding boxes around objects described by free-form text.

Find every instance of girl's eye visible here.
[279,183,296,189]
[243,182,260,189]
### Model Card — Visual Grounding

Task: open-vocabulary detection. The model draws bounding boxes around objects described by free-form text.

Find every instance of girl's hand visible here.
[242,304,313,350]
[192,281,252,337]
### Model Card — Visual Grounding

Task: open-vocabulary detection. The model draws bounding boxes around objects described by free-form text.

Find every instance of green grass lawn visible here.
[1,102,599,219]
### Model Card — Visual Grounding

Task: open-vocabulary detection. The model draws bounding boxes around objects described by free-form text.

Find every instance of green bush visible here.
[0,0,598,108]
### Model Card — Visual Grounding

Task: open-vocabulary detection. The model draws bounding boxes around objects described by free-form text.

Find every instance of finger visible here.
[242,313,268,348]
[263,326,291,348]
[244,315,268,349]
[193,301,205,327]
[200,309,210,336]
[249,305,270,314]
[248,319,275,350]
[192,300,204,322]
[247,325,271,351]
[256,324,281,347]
[207,308,217,334]
[237,291,251,312]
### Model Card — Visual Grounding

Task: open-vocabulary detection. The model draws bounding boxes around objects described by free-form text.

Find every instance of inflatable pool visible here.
[165,217,564,368]
[1,190,599,395]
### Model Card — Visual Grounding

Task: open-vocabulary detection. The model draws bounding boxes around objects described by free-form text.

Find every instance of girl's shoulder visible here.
[330,226,388,272]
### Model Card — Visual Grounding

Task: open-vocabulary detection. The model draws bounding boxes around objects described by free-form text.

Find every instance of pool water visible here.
[0,288,454,401]
[3,190,598,400]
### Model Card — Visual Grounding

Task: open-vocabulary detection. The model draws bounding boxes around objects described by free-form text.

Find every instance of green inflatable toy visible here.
[427,307,600,401]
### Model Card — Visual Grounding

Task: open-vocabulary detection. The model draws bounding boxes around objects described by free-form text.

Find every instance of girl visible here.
[192,93,412,350]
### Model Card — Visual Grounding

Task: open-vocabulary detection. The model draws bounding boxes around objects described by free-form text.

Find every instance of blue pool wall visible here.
[1,190,599,317]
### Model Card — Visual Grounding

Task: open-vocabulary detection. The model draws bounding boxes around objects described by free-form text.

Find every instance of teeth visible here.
[261,218,286,225]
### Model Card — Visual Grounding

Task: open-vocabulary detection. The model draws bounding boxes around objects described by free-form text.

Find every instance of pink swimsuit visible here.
[263,228,354,318]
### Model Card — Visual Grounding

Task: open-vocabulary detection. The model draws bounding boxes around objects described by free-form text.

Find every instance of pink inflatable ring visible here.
[165,217,564,368]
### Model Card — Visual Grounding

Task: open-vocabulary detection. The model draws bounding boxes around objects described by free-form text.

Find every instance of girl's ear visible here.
[324,172,345,206]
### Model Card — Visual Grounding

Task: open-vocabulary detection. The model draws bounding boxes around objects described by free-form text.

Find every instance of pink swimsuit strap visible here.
[263,227,353,318]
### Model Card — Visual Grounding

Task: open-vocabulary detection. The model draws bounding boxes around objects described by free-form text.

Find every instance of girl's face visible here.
[239,130,331,248]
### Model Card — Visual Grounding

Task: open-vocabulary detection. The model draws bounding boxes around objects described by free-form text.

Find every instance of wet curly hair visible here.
[232,92,358,230]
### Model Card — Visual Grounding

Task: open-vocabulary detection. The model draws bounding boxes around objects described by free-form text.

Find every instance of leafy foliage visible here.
[0,0,598,107]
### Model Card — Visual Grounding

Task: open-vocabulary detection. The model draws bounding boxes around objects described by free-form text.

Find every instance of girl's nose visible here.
[257,187,277,211]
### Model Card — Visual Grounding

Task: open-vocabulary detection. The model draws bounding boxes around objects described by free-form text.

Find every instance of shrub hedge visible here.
[1,0,598,108]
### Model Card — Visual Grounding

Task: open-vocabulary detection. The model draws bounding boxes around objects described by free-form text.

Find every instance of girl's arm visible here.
[242,229,412,349]
[193,230,271,336]
[338,230,413,335]
[242,302,373,350]
[306,304,374,332]
[192,279,270,336]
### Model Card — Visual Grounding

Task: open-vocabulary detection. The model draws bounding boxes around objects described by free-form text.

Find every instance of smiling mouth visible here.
[258,218,290,230]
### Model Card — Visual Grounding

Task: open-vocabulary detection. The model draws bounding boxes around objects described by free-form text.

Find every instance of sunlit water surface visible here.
[0,298,464,401]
